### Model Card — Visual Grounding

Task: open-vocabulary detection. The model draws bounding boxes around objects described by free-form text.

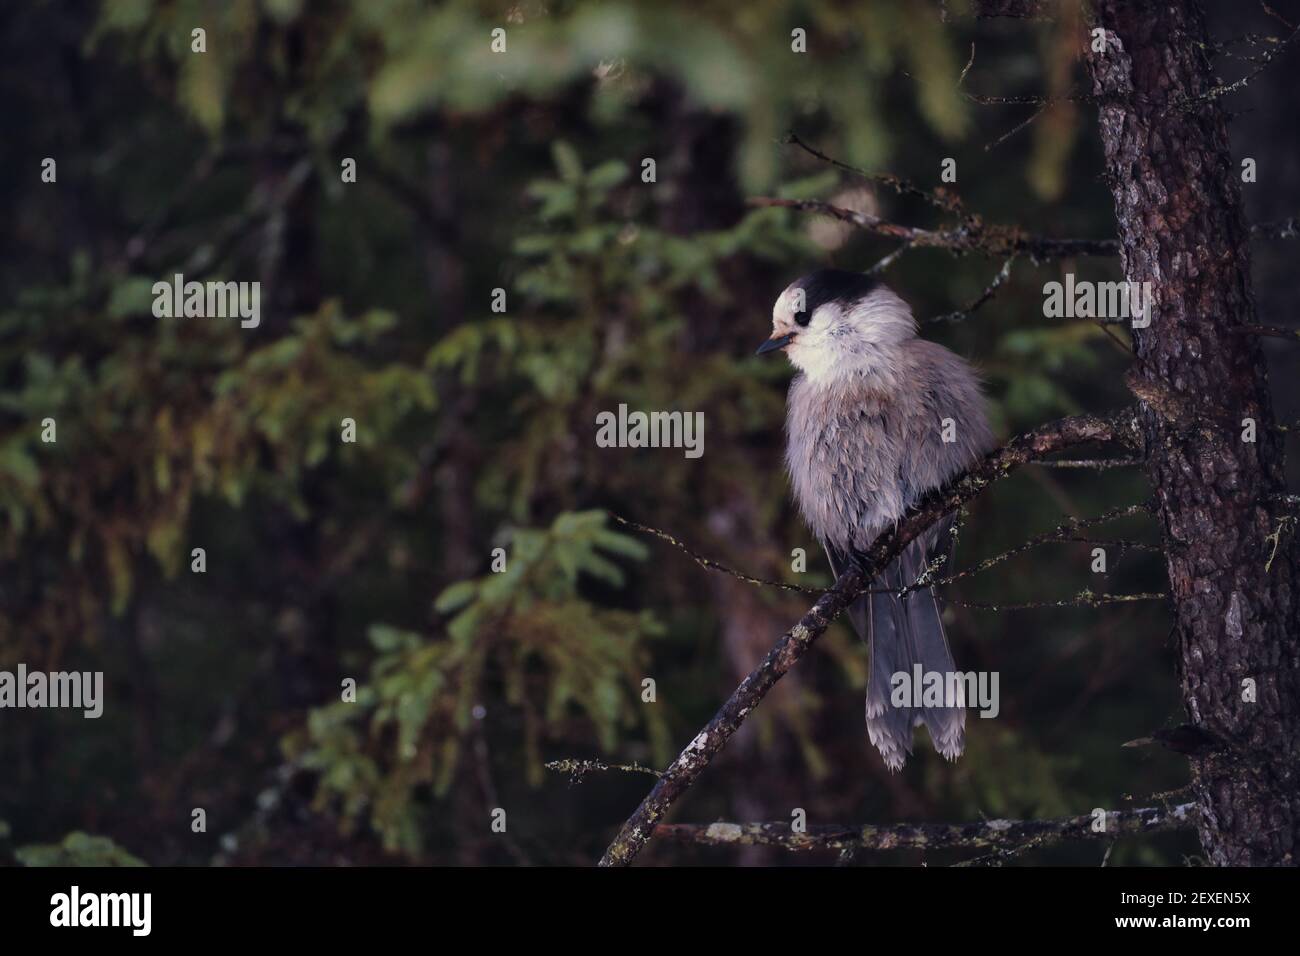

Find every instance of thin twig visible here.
[930,502,1160,598]
[955,836,1048,867]
[1252,217,1300,240]
[782,131,965,216]
[545,758,661,785]
[1033,457,1143,469]
[983,99,1052,152]
[748,196,1119,260]
[954,588,1165,612]
[964,89,1100,106]
[1235,323,1300,340]
[927,257,1016,323]
[609,515,822,595]
[958,42,976,87]
[1261,1,1295,30]
[868,243,912,274]
[1264,515,1294,573]
[1176,26,1300,109]
[613,501,1158,606]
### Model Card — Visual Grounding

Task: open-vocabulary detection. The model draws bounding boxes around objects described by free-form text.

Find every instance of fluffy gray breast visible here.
[784,341,992,553]
[785,374,907,553]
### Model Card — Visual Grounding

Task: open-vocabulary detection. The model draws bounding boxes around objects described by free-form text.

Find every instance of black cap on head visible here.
[791,270,882,327]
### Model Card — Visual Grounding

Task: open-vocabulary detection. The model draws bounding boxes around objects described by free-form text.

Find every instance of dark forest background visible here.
[1,0,1297,866]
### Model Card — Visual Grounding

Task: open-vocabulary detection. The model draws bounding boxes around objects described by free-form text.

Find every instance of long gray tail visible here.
[831,530,965,772]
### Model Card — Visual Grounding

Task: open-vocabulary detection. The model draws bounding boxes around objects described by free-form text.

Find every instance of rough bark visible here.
[1086,0,1300,865]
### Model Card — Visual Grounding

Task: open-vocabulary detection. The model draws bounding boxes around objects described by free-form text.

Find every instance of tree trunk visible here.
[1086,0,1300,865]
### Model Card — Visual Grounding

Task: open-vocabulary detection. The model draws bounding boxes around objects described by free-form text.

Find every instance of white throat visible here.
[786,289,915,389]
[789,345,906,390]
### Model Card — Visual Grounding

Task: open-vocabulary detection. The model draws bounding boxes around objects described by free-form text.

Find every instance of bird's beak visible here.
[755,332,795,356]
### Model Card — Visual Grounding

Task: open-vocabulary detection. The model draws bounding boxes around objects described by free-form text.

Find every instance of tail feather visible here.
[864,569,916,771]
[898,538,966,762]
[830,526,966,772]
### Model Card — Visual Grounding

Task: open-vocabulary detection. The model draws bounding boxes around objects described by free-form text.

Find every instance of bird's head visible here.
[756,270,916,383]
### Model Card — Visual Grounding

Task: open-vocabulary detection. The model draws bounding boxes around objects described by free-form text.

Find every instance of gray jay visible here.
[757,269,993,771]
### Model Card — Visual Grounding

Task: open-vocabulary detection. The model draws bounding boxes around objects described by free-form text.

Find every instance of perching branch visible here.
[654,802,1197,854]
[598,407,1142,867]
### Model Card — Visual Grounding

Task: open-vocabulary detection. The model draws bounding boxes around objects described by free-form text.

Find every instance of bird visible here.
[756,269,994,771]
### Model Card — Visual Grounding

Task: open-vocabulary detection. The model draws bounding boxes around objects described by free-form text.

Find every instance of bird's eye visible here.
[794,307,811,327]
